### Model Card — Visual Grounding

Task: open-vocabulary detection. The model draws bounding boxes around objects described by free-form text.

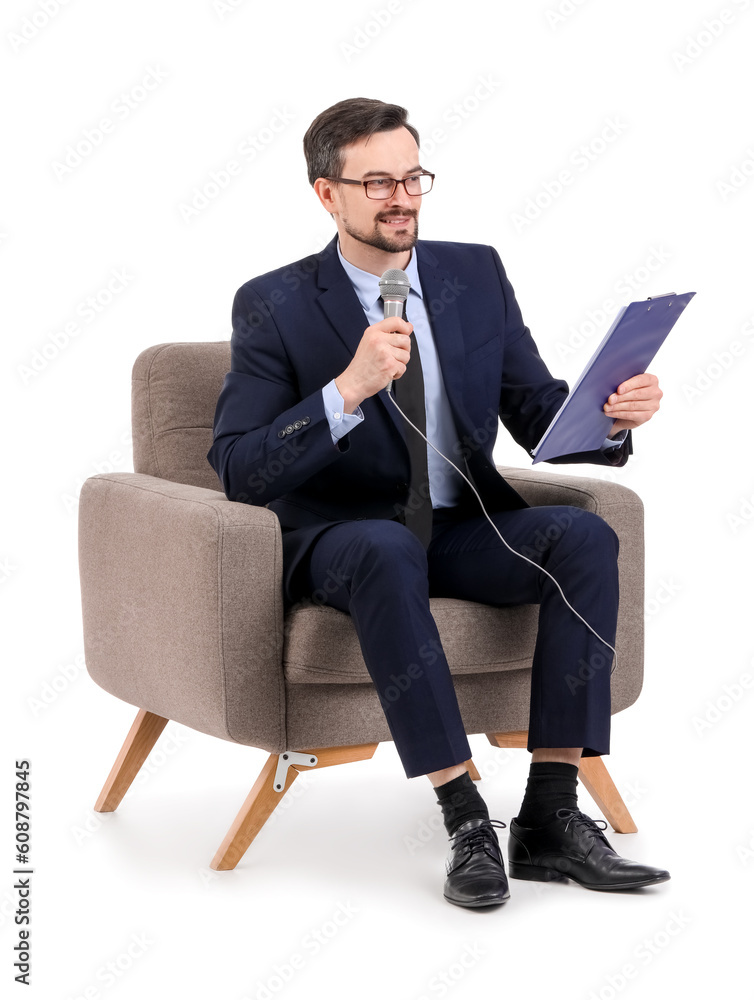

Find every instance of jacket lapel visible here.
[315,236,371,359]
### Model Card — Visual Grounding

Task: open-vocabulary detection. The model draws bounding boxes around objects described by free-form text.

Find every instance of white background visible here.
[3,0,753,996]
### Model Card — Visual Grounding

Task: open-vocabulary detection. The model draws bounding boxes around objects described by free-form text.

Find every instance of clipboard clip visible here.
[647,293,676,299]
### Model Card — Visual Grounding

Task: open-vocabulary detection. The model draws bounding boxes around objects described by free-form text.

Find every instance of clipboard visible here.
[532,291,696,464]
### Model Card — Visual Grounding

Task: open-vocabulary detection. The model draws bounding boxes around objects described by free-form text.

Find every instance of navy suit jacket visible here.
[207,236,631,588]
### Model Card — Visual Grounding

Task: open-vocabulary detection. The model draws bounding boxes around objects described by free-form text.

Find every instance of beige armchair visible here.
[78,343,644,871]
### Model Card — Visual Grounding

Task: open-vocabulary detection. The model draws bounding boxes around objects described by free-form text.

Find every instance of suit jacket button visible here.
[294,420,302,430]
[277,430,286,438]
[302,416,311,425]
[285,424,294,434]
[396,482,408,492]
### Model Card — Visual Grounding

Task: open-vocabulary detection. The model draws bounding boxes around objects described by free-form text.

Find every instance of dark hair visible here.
[303,98,420,186]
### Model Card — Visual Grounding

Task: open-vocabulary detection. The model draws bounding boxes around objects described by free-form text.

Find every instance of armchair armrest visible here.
[497,466,644,713]
[78,473,286,749]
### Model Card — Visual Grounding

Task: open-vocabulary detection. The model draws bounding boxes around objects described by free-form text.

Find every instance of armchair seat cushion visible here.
[283,599,539,684]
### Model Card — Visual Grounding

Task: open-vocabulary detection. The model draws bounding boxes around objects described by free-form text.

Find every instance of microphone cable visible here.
[385,388,618,675]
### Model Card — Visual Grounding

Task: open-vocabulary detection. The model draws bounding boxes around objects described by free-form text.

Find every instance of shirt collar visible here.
[337,240,424,313]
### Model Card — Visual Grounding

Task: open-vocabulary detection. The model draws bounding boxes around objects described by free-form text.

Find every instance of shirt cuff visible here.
[601,428,628,451]
[322,380,364,444]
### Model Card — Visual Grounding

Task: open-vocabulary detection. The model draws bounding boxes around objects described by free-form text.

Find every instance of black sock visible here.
[515,762,579,828]
[435,771,490,835]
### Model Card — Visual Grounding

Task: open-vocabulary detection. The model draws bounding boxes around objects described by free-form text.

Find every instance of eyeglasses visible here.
[329,172,435,200]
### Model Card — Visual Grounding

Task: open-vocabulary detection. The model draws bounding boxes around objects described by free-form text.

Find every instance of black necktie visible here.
[393,304,433,547]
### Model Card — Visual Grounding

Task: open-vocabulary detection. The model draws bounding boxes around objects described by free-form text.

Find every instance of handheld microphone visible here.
[379,268,410,394]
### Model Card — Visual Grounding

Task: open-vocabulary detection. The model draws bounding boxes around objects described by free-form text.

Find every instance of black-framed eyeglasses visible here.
[328,172,435,200]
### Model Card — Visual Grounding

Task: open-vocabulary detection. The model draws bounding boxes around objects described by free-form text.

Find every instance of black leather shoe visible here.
[443,818,510,908]
[508,808,670,891]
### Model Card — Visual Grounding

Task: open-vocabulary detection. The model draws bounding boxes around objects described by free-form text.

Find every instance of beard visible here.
[342,209,419,254]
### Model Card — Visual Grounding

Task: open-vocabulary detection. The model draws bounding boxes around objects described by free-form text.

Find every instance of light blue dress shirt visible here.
[322,241,626,509]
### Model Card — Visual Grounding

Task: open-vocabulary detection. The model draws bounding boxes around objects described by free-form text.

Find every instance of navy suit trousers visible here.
[286,503,619,779]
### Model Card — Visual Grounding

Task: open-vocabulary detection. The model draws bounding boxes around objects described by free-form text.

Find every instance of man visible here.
[208,98,669,908]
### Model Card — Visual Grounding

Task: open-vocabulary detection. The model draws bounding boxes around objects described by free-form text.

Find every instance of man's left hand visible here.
[604,372,662,437]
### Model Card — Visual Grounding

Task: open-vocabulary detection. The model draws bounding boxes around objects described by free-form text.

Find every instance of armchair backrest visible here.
[132,342,230,491]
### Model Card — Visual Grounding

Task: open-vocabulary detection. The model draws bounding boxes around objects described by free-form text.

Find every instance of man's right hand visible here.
[335,316,413,414]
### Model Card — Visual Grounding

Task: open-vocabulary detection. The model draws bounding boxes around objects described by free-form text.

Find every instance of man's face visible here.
[330,127,423,255]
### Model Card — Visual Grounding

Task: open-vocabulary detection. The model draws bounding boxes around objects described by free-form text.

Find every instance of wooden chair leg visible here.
[486,731,527,749]
[486,731,638,833]
[465,759,481,781]
[578,756,637,834]
[95,708,169,812]
[211,742,379,871]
